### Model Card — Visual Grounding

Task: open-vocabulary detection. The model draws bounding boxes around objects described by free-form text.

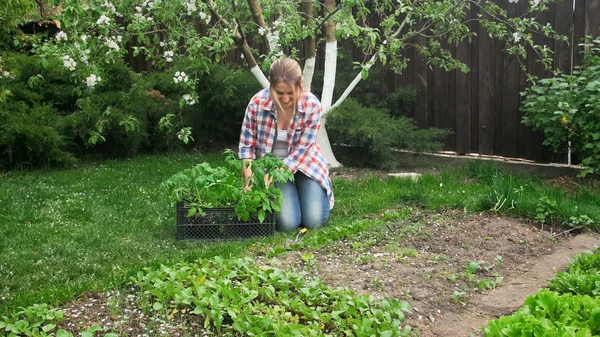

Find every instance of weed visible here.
[398,247,418,258]
[535,196,558,225]
[451,290,469,307]
[359,254,374,264]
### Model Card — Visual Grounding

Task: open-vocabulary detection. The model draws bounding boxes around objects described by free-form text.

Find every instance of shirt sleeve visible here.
[283,98,322,172]
[239,98,258,160]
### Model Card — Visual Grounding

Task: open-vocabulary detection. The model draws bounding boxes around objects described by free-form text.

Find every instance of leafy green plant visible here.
[521,37,600,176]
[548,248,600,297]
[0,304,63,336]
[566,214,595,228]
[484,289,600,336]
[161,149,294,222]
[534,196,557,225]
[132,256,413,336]
[451,290,469,307]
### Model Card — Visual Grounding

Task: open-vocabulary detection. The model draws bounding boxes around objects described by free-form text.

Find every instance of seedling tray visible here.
[176,201,276,241]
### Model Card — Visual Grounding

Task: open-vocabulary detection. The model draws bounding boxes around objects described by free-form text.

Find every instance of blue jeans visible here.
[274,171,330,232]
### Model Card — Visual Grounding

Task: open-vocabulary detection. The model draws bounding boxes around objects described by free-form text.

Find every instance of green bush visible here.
[327,98,450,169]
[189,64,262,148]
[2,52,78,112]
[0,102,75,169]
[521,38,600,176]
[0,53,186,167]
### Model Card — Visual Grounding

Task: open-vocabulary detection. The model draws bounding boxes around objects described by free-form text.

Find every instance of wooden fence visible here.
[389,0,600,162]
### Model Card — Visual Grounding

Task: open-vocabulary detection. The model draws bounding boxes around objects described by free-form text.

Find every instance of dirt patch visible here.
[259,208,600,336]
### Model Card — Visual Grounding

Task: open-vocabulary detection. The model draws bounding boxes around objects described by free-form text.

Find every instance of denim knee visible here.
[276,211,300,232]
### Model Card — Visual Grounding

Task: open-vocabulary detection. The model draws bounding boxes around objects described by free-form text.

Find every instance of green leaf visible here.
[42,324,56,332]
[56,329,73,337]
[153,302,163,311]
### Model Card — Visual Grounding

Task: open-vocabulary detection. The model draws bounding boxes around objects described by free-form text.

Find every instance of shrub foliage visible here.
[327,98,451,169]
[521,38,600,176]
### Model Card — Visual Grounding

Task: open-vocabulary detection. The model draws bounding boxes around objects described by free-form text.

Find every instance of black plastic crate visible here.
[176,201,276,240]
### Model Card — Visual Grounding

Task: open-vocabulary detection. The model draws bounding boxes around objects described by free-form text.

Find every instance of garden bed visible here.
[259,208,600,336]
[49,208,600,336]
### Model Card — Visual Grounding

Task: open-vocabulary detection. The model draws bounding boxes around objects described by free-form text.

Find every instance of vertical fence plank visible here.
[501,0,523,158]
[456,6,472,155]
[470,2,480,154]
[521,1,552,161]
[554,0,574,73]
[585,0,600,39]
[478,7,495,155]
[444,45,458,151]
[573,0,587,67]
[414,34,430,129]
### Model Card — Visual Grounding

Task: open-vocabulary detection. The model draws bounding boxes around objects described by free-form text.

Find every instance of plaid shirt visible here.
[239,88,334,209]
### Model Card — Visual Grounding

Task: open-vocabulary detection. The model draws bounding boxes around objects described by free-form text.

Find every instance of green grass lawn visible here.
[1,153,599,316]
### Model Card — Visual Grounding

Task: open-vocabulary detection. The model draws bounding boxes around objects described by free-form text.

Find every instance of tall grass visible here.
[1,155,599,315]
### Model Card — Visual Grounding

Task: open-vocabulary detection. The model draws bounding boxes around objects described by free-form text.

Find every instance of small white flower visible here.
[102,1,116,12]
[116,35,122,42]
[173,71,188,84]
[440,183,443,188]
[508,0,518,3]
[199,12,206,20]
[135,6,143,12]
[86,74,102,88]
[104,37,120,51]
[183,94,196,105]
[55,31,68,42]
[62,55,76,71]
[96,15,111,25]
[164,50,174,63]
[258,27,266,36]
[185,0,197,15]
[512,32,521,42]
[80,34,88,42]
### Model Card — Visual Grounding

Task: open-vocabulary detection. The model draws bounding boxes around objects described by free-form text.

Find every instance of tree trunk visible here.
[301,0,316,91]
[318,0,341,168]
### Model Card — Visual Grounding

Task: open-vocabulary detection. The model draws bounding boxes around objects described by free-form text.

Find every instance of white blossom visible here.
[86,74,102,88]
[512,32,521,43]
[173,71,189,84]
[185,0,197,15]
[96,15,111,25]
[62,55,76,71]
[183,94,196,105]
[102,1,116,13]
[508,0,518,3]
[80,34,88,42]
[55,31,68,42]
[104,37,120,51]
[164,50,174,63]
[80,49,91,63]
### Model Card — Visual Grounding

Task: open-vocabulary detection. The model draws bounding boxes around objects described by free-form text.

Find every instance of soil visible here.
[259,209,600,336]
[52,168,600,337]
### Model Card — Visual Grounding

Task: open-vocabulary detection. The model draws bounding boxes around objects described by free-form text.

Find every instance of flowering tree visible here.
[23,0,564,166]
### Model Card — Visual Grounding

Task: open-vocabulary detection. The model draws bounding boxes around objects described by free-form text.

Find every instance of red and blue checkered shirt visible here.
[239,88,334,209]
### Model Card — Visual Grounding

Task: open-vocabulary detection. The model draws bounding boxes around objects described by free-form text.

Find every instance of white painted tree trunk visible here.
[250,65,270,89]
[319,41,341,168]
[303,56,316,92]
[331,54,377,110]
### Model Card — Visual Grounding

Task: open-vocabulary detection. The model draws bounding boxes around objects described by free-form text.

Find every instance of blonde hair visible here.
[269,58,303,112]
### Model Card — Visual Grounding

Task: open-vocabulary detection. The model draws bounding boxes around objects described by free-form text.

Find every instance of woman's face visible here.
[273,82,297,109]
